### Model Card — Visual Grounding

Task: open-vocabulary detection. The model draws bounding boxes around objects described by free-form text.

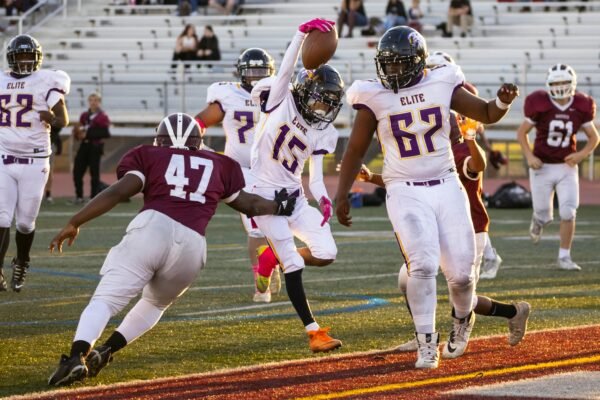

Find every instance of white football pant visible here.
[529,163,579,223]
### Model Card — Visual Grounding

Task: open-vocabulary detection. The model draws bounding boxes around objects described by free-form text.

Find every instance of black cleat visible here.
[85,345,113,378]
[0,268,7,291]
[11,258,29,292]
[48,354,88,386]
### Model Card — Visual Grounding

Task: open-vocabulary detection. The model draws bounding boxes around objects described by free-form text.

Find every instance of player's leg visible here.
[291,198,337,267]
[438,179,476,360]
[72,145,87,202]
[393,263,418,352]
[11,158,49,292]
[49,211,166,386]
[528,164,556,244]
[556,164,580,270]
[0,162,18,292]
[387,183,441,368]
[89,144,102,198]
[480,231,502,279]
[240,213,275,302]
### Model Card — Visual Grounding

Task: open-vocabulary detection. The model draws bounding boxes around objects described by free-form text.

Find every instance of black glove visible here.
[274,188,296,216]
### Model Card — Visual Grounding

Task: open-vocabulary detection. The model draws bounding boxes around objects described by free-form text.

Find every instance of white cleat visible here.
[269,266,281,295]
[508,301,531,346]
[480,252,502,280]
[529,217,544,244]
[415,332,439,369]
[394,337,418,352]
[558,256,582,271]
[253,290,271,303]
[442,311,475,359]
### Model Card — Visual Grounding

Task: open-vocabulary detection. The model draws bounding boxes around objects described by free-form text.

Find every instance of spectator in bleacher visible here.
[444,0,473,38]
[384,0,408,31]
[337,0,368,38]
[70,93,111,204]
[5,0,37,16]
[197,25,221,62]
[209,0,239,15]
[407,0,424,32]
[171,24,199,69]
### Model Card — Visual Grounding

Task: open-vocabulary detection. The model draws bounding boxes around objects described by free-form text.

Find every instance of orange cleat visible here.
[307,327,342,353]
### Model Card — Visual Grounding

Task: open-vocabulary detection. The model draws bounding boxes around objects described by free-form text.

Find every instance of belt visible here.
[405,179,444,187]
[2,155,33,165]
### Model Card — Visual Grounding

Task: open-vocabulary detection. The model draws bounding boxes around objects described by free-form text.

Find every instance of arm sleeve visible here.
[583,97,596,124]
[222,158,246,202]
[263,31,306,112]
[524,94,538,124]
[117,146,146,185]
[45,70,71,108]
[308,154,329,201]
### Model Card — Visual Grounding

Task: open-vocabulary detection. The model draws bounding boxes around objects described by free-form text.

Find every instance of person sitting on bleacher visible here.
[407,0,424,32]
[444,0,473,38]
[171,24,199,69]
[197,25,221,63]
[337,0,368,38]
[383,0,409,31]
[209,0,239,15]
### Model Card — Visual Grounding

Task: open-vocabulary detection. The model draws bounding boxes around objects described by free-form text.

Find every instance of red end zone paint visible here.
[11,325,600,400]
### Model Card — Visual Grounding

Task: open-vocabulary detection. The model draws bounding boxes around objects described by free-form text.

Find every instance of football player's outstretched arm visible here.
[516,119,543,169]
[335,108,378,227]
[465,138,487,173]
[49,175,143,253]
[565,122,600,167]
[194,103,225,131]
[451,83,519,124]
[227,189,296,217]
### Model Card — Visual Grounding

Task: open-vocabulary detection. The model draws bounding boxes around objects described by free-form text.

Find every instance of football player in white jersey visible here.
[248,18,345,353]
[0,35,70,292]
[194,48,279,303]
[336,26,518,368]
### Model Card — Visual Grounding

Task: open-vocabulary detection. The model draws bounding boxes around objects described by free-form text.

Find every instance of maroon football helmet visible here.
[154,113,202,150]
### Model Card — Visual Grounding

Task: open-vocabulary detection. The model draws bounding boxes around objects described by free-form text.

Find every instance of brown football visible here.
[302,27,338,70]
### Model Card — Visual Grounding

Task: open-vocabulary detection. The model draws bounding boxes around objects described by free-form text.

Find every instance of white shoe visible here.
[508,301,531,346]
[269,266,281,295]
[415,332,439,369]
[442,311,475,359]
[394,337,418,352]
[529,217,543,244]
[480,252,502,279]
[558,256,581,271]
[253,290,271,303]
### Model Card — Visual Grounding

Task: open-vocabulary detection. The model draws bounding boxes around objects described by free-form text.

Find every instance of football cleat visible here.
[269,266,282,295]
[48,354,88,386]
[508,301,531,346]
[0,268,7,291]
[529,217,544,244]
[253,290,271,303]
[307,327,342,353]
[415,332,439,369]
[480,251,502,280]
[11,258,29,292]
[255,245,277,293]
[558,256,581,271]
[85,345,113,378]
[442,311,475,359]
[394,337,418,352]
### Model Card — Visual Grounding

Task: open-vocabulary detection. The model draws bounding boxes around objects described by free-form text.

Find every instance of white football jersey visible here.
[0,69,71,157]
[346,64,465,184]
[249,82,338,191]
[206,81,259,168]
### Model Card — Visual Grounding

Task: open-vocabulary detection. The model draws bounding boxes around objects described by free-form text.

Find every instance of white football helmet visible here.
[426,51,455,67]
[546,64,577,100]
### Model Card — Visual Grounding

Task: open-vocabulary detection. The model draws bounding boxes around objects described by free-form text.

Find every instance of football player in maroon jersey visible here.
[517,64,599,271]
[47,113,296,387]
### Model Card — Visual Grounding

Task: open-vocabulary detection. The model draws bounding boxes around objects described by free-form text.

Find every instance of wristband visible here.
[195,117,207,130]
[495,97,510,110]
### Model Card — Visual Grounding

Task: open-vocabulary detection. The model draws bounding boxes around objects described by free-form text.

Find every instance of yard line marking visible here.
[294,353,600,400]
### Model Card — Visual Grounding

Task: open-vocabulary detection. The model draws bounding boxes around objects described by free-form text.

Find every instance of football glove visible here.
[274,188,296,216]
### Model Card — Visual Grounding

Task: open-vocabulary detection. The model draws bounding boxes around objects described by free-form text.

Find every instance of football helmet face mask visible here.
[426,51,454,67]
[6,34,43,76]
[154,113,202,150]
[546,64,577,100]
[236,48,275,90]
[293,65,345,131]
[375,27,427,93]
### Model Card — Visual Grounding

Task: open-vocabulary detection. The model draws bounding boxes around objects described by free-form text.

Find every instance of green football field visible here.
[1,200,599,398]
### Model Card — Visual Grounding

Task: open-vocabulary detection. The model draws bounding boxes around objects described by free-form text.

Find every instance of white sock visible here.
[305,322,320,332]
[559,248,570,259]
[73,300,113,345]
[116,298,165,344]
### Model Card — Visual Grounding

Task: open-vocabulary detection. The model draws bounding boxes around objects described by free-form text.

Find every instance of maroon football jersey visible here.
[524,90,596,164]
[452,142,489,234]
[117,145,245,236]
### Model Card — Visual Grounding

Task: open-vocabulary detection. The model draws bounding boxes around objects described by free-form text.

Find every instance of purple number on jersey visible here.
[272,124,307,174]
[16,94,33,128]
[390,106,443,158]
[0,94,11,127]
[233,110,254,143]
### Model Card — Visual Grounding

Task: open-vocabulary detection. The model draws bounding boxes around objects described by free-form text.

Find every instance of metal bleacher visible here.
[22,0,600,141]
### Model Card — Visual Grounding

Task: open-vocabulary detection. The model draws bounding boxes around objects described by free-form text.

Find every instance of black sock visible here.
[70,340,92,358]
[15,230,35,263]
[0,227,9,269]
[45,190,51,198]
[489,301,517,319]
[284,269,315,327]
[103,331,128,354]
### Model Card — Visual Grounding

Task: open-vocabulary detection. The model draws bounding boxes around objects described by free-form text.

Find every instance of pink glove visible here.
[319,197,332,226]
[299,18,336,34]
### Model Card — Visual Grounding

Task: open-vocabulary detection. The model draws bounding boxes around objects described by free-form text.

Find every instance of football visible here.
[302,27,338,70]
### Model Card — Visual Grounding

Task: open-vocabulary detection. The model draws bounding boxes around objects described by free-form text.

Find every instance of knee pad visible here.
[534,208,553,225]
[559,205,577,221]
[280,252,305,274]
[16,222,35,234]
[406,260,438,279]
[398,263,408,294]
[0,213,12,229]
[310,241,337,262]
